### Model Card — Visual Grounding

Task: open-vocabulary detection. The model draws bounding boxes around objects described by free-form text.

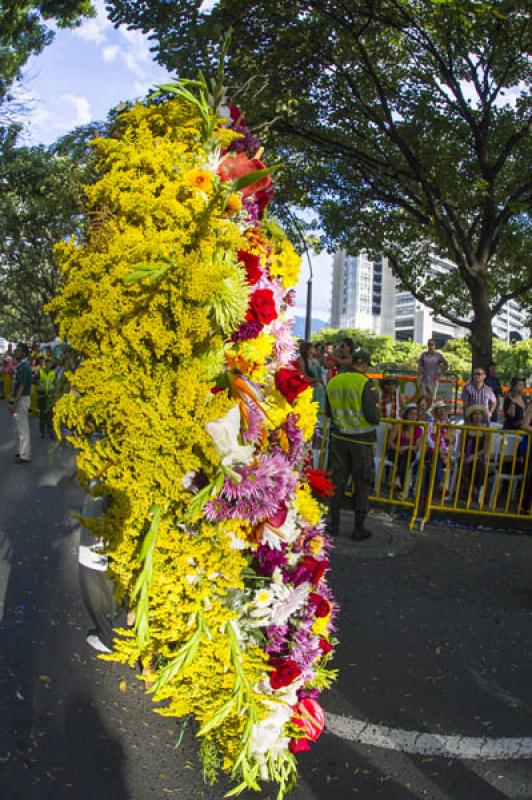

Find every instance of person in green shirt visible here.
[8,342,33,463]
[325,350,380,540]
[37,350,57,438]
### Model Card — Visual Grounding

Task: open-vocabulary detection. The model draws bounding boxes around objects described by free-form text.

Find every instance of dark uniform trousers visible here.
[329,434,375,522]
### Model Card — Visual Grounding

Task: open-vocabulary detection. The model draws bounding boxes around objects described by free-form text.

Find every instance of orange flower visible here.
[185,167,214,193]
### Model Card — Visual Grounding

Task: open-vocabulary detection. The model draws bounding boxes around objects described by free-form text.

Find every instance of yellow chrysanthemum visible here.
[293,484,323,527]
[224,193,243,216]
[293,386,319,440]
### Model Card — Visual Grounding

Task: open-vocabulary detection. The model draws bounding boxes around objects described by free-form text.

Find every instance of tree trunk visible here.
[469,273,493,369]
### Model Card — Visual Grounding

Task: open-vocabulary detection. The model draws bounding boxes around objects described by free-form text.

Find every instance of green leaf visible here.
[197,695,237,736]
[230,165,280,193]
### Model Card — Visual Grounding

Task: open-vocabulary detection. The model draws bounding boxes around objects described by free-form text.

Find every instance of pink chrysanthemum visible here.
[270,319,298,366]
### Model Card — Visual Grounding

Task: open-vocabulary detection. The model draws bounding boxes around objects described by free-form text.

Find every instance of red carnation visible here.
[237,250,262,285]
[306,468,335,499]
[275,367,311,405]
[247,289,277,325]
[308,592,331,618]
[292,556,329,586]
[218,152,273,198]
[319,638,334,655]
[269,658,302,689]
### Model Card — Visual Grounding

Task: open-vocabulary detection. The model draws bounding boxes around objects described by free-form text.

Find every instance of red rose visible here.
[237,250,262,285]
[308,592,331,618]
[289,738,312,753]
[218,152,273,198]
[275,367,311,404]
[319,638,334,655]
[269,658,302,689]
[292,698,325,741]
[247,288,277,325]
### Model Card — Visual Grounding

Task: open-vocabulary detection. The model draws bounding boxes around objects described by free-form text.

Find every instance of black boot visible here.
[352,511,371,542]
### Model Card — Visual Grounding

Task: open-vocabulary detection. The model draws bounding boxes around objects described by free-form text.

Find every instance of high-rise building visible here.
[330,250,530,345]
[329,251,396,336]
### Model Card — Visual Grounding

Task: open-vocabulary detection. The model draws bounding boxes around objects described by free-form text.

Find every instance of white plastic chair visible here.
[488,434,523,509]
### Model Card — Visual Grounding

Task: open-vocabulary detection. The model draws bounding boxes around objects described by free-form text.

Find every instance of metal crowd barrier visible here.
[421,422,531,528]
[317,418,532,530]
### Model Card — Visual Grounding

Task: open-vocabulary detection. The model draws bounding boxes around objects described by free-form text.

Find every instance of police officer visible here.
[325,350,380,540]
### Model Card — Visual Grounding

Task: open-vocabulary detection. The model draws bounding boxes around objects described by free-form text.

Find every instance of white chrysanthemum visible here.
[270,583,310,626]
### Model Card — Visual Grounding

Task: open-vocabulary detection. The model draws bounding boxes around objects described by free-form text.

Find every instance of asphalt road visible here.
[1,406,532,800]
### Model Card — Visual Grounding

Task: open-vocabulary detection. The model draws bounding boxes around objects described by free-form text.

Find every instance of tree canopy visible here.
[0,0,95,103]
[0,124,97,340]
[106,0,532,365]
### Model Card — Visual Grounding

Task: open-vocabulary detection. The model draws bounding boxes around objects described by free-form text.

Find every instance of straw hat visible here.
[401,402,418,418]
[465,404,487,421]
[430,399,450,413]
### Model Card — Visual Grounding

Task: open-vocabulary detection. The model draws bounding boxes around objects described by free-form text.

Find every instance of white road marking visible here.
[326,712,532,760]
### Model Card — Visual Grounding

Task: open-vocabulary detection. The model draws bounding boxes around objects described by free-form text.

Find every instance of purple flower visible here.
[290,622,321,679]
[218,453,297,525]
[256,543,288,575]
[204,497,232,522]
[297,687,319,701]
[265,624,289,656]
[242,196,261,224]
[241,398,264,444]
[231,319,263,342]
[285,415,306,464]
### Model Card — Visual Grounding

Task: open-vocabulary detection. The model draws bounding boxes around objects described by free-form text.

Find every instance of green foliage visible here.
[0,124,97,340]
[0,1,95,103]
[105,0,532,366]
[199,738,221,786]
[314,326,531,382]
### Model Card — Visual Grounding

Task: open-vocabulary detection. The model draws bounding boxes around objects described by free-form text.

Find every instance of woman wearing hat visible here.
[388,403,423,495]
[459,405,492,502]
[423,400,453,496]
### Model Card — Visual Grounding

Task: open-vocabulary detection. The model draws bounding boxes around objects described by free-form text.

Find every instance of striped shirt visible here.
[461,382,496,417]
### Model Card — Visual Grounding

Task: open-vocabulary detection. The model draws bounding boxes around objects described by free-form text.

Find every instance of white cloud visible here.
[294,250,332,319]
[63,94,93,126]
[73,0,111,44]
[103,44,119,63]
[116,27,153,78]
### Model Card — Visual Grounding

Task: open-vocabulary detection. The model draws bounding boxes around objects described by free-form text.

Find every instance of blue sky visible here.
[18,0,332,320]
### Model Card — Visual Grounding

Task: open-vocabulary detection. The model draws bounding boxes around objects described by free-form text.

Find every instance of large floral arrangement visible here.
[49,60,337,798]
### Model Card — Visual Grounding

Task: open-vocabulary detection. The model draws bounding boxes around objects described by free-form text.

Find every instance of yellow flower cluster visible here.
[49,88,329,795]
[268,238,301,289]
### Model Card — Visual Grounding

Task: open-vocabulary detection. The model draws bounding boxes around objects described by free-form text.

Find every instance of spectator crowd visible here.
[2,336,531,531]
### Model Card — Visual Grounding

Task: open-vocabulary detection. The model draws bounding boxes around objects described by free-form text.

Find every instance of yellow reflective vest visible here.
[326,371,376,435]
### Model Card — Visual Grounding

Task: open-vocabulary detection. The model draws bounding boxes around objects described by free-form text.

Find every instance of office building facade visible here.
[330,251,529,345]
